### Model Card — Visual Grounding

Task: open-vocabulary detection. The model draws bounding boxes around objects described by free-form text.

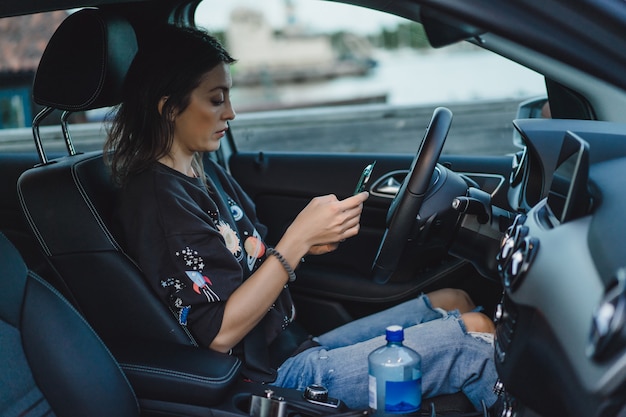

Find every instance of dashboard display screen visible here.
[546,131,590,224]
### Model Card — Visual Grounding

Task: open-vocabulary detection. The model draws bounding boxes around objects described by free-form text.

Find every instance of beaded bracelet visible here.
[267,247,296,282]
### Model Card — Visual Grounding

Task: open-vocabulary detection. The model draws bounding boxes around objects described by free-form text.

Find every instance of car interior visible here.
[3,0,626,417]
[4,5,485,417]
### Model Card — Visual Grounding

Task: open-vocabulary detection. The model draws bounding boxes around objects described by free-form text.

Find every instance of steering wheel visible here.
[371,107,453,284]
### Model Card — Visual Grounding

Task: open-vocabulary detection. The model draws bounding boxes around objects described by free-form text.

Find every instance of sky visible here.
[194,0,407,35]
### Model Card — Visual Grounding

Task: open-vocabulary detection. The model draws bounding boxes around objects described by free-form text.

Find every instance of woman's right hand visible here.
[279,191,369,258]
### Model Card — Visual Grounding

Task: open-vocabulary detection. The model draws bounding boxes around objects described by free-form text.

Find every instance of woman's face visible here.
[169,63,236,155]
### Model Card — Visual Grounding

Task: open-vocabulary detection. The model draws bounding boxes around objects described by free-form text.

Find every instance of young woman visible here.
[105,24,497,410]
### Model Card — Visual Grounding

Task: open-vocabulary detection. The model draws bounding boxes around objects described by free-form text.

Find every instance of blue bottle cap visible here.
[386,325,404,342]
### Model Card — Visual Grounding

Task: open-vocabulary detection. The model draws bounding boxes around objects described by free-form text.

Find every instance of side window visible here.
[0,87,30,129]
[0,11,73,152]
[196,0,546,156]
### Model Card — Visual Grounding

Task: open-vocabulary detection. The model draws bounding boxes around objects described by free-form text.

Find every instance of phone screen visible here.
[354,161,376,194]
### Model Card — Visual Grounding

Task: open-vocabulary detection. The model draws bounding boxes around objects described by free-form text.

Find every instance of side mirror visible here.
[512,96,548,148]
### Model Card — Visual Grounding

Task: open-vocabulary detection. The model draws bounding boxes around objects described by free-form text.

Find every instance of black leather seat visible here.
[17,8,242,408]
[19,151,200,347]
[0,231,140,417]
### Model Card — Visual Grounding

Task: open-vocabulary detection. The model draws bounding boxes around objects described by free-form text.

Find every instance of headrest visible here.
[33,8,138,111]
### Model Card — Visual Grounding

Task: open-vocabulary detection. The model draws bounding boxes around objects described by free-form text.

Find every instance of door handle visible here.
[371,171,407,197]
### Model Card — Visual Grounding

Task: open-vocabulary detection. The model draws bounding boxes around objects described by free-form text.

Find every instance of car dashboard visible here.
[494,118,626,416]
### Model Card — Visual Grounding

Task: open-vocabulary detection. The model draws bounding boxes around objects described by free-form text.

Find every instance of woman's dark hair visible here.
[104,24,236,186]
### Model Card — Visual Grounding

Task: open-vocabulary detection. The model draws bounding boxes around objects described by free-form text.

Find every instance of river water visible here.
[231,48,546,112]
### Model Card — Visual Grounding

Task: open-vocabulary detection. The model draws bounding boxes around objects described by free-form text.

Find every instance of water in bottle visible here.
[368,325,422,416]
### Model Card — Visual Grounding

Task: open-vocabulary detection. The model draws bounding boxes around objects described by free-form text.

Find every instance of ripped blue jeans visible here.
[273,294,497,410]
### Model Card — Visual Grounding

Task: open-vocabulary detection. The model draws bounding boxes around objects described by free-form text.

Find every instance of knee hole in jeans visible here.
[427,288,476,313]
[460,312,495,334]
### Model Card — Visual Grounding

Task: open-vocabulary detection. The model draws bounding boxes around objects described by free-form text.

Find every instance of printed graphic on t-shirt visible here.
[227,197,244,221]
[185,270,219,302]
[244,228,265,272]
[177,246,205,271]
[160,277,193,325]
[217,220,242,260]
[172,246,220,303]
[160,276,186,291]
[175,301,191,326]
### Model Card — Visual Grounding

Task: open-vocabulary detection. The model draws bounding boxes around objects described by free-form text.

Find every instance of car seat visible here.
[0,231,140,417]
[18,6,199,351]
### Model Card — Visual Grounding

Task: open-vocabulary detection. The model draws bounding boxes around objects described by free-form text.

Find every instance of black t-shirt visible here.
[113,161,295,353]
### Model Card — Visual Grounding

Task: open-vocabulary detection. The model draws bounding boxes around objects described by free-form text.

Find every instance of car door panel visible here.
[228,150,511,333]
[228,151,514,253]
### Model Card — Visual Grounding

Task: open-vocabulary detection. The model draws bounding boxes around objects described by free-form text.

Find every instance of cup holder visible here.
[231,385,352,417]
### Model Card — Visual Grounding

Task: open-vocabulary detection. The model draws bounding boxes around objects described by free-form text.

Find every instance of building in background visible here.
[225,6,375,87]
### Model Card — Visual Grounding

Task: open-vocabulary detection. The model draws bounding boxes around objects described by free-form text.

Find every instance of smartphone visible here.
[354,161,376,194]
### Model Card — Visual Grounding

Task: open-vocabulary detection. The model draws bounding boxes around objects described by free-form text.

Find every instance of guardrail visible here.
[0,98,523,155]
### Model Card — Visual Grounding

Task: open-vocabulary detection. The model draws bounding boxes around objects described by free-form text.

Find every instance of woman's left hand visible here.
[307,242,340,255]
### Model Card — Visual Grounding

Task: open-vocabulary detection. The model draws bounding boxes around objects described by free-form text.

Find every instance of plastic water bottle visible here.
[368,325,422,416]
